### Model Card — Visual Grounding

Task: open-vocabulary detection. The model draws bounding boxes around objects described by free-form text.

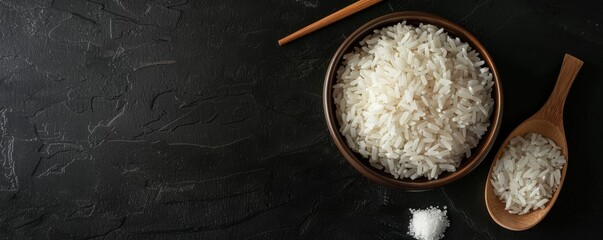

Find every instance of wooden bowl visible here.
[323,11,504,190]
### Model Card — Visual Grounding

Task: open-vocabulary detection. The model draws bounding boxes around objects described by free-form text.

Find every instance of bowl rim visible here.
[323,11,504,190]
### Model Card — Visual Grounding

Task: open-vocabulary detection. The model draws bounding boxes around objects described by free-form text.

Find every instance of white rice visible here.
[490,133,565,215]
[333,22,494,180]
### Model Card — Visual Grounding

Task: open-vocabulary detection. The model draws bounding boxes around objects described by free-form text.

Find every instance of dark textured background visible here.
[0,0,602,239]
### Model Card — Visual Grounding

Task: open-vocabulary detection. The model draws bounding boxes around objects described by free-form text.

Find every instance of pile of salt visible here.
[408,206,450,240]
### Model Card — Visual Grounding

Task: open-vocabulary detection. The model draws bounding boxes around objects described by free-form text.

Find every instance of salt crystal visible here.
[408,206,450,240]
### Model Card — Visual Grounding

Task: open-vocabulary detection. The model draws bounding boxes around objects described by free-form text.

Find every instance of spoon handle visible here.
[536,54,583,125]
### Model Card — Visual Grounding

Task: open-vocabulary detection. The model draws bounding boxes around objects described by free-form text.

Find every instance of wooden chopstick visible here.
[278,0,383,46]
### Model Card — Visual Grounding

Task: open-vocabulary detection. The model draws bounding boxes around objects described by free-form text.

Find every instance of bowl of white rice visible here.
[323,11,503,190]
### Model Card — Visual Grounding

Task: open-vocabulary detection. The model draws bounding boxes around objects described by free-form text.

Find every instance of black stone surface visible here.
[0,0,602,239]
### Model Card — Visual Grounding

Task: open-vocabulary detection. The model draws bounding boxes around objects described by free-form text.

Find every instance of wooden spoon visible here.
[485,54,583,231]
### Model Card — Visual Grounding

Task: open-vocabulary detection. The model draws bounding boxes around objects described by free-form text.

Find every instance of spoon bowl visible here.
[485,54,583,231]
